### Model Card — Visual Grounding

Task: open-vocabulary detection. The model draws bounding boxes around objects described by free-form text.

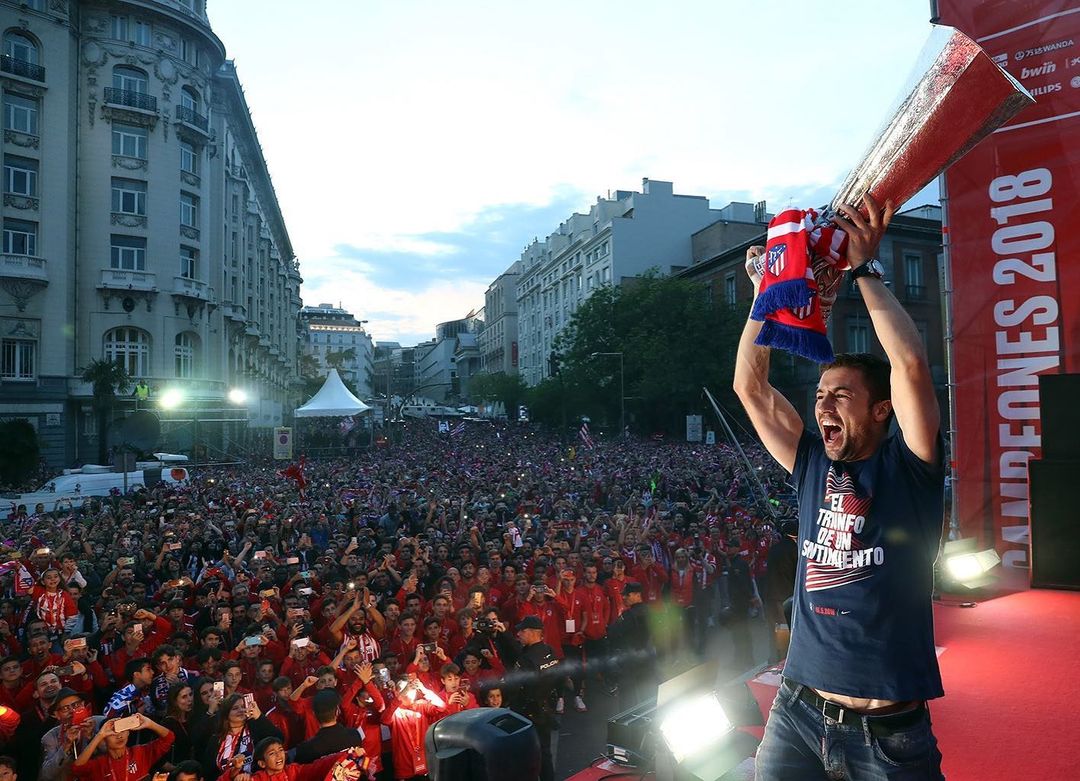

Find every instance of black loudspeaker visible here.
[1029,459,1080,590]
[1038,374,1080,460]
[424,708,539,781]
[121,410,161,453]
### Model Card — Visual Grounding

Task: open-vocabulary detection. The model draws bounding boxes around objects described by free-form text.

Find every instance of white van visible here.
[2,453,190,515]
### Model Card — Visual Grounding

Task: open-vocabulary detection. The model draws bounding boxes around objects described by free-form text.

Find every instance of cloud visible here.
[310,190,569,292]
[209,0,937,346]
[299,192,586,343]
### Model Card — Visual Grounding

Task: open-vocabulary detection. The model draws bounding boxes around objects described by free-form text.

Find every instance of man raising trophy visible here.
[734,193,946,780]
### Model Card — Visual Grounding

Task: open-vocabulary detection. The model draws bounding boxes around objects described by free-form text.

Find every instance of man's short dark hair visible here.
[0,755,15,772]
[253,736,284,765]
[821,353,892,405]
[168,759,205,781]
[196,647,223,663]
[152,645,177,665]
[125,657,151,683]
[312,689,341,723]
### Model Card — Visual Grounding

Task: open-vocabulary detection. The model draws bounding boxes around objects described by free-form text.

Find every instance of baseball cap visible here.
[50,688,82,712]
[514,615,543,632]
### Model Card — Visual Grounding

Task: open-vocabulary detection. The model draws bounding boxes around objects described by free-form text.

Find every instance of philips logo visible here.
[1031,83,1062,97]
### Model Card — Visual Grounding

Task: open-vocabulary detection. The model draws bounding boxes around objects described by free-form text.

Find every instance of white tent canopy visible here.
[294,369,371,418]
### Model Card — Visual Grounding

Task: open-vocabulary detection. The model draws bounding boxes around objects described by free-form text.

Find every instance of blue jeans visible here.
[755,678,945,780]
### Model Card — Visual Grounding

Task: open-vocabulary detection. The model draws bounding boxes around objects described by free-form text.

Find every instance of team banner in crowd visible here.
[273,426,293,460]
[936,1,1080,562]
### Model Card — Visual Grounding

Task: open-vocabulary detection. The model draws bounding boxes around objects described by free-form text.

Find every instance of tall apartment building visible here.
[0,0,301,466]
[372,342,415,402]
[479,261,519,375]
[515,179,727,385]
[413,314,483,403]
[299,303,373,398]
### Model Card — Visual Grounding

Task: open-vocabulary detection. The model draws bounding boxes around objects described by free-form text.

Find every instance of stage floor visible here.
[571,584,1080,780]
[931,585,1080,780]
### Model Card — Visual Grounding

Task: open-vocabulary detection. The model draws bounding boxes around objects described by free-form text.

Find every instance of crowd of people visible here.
[0,419,797,781]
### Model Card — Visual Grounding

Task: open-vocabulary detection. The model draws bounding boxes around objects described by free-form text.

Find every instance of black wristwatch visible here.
[851,258,885,283]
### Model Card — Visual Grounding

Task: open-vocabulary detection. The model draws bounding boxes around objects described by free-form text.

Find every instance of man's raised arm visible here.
[733,247,804,474]
[834,194,940,465]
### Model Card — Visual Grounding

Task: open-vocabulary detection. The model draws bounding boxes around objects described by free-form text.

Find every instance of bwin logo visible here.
[1021,62,1056,78]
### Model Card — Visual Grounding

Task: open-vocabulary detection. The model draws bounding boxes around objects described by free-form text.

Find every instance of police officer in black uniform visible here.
[507,615,560,781]
[606,581,657,712]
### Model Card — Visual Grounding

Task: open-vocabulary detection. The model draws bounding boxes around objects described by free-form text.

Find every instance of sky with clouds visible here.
[208,0,939,346]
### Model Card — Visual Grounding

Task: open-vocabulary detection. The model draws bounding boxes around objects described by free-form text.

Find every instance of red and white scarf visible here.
[749,207,849,363]
[217,726,253,773]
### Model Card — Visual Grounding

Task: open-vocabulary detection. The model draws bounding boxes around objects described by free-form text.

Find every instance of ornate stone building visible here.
[0,0,302,467]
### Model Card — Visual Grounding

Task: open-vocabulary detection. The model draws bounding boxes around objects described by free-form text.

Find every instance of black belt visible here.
[789,680,927,737]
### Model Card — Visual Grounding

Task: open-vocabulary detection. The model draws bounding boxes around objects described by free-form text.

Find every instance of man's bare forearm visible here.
[857,279,928,369]
[734,315,770,396]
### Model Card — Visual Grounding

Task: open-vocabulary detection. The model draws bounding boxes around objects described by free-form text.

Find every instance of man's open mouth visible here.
[821,421,842,445]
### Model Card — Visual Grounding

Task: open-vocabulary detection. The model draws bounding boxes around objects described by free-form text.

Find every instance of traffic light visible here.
[451,374,460,396]
[548,351,561,377]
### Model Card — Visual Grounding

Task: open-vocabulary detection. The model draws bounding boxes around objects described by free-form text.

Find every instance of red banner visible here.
[936,1,1080,566]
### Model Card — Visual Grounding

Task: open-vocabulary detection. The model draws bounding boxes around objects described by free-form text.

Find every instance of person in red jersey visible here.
[71,713,174,781]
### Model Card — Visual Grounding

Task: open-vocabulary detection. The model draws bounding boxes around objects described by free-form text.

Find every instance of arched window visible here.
[3,31,39,64]
[180,86,199,113]
[174,332,198,378]
[104,327,151,377]
[112,65,148,94]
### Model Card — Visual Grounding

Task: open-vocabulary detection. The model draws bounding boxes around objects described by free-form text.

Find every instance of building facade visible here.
[300,303,373,398]
[679,204,948,421]
[479,261,519,375]
[515,178,727,386]
[0,0,301,467]
[372,342,415,401]
[413,314,483,403]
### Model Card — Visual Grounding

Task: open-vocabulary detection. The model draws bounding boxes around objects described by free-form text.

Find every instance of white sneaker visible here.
[555,697,564,714]
[574,695,587,712]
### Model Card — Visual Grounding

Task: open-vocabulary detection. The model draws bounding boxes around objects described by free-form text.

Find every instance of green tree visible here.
[469,371,529,417]
[325,347,356,371]
[537,272,749,435]
[79,358,132,464]
[299,353,324,400]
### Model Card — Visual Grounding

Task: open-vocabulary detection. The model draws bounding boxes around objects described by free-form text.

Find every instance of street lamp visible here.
[228,388,248,405]
[589,351,625,438]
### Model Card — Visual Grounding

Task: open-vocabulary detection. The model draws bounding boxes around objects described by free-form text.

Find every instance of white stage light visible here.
[944,547,1000,587]
[658,692,733,763]
[158,388,184,410]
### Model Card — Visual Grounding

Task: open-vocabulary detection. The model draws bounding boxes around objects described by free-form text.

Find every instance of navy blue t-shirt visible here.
[783,429,945,701]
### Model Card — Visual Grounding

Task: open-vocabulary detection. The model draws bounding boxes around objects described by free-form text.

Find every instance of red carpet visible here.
[932,587,1080,780]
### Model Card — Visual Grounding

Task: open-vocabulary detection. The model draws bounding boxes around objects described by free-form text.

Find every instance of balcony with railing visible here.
[0,253,48,283]
[221,301,248,322]
[103,87,157,113]
[175,104,209,135]
[100,268,156,291]
[172,275,210,301]
[0,54,45,82]
[906,284,927,301]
